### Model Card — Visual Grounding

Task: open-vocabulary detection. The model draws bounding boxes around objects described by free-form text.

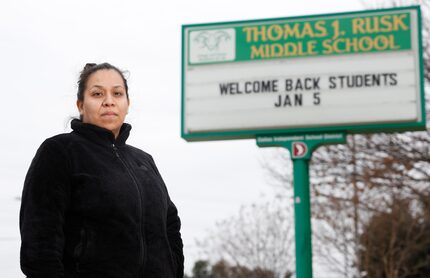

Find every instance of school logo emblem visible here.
[189,28,235,64]
[292,142,308,158]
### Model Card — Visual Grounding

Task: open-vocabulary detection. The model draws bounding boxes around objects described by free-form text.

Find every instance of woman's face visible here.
[77,69,129,138]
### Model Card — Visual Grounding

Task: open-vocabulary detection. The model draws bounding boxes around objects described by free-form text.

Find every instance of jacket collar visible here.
[71,119,132,147]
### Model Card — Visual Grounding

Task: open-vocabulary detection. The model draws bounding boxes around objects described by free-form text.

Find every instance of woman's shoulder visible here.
[28,133,76,171]
[37,132,82,155]
[41,132,76,146]
[124,144,154,161]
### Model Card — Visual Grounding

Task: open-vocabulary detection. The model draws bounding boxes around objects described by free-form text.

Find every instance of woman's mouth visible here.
[101,112,118,117]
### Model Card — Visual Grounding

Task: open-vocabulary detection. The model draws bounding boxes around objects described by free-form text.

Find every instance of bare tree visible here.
[358,196,430,278]
[196,198,295,278]
[186,259,292,278]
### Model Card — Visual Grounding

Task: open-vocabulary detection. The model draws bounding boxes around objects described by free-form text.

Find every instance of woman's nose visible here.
[103,94,115,106]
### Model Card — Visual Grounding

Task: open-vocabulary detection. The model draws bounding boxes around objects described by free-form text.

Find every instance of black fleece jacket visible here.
[20,120,184,278]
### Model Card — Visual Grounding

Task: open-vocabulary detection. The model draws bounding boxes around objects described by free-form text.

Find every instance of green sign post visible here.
[257,133,347,277]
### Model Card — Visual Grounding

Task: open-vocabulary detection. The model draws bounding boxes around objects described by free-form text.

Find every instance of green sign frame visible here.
[181,6,426,142]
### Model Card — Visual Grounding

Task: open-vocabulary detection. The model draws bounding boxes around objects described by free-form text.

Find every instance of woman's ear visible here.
[76,100,83,115]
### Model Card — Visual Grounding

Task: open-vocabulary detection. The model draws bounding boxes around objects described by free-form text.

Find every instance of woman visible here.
[20,63,184,278]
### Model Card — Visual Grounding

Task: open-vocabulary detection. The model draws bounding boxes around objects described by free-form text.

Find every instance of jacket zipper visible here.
[112,144,146,274]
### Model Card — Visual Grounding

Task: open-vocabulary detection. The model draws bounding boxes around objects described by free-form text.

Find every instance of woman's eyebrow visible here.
[90,85,124,89]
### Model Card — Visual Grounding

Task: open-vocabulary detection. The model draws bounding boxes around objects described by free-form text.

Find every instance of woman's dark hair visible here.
[77,62,129,101]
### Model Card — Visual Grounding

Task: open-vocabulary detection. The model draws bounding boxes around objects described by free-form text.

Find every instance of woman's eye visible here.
[114,92,124,96]
[92,91,103,97]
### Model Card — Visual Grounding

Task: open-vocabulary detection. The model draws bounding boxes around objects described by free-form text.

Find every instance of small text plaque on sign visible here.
[181,6,425,141]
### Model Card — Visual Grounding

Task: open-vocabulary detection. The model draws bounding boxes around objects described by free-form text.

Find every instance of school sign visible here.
[181,6,425,141]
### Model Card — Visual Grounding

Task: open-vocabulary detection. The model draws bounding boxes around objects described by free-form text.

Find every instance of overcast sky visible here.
[0,0,365,276]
